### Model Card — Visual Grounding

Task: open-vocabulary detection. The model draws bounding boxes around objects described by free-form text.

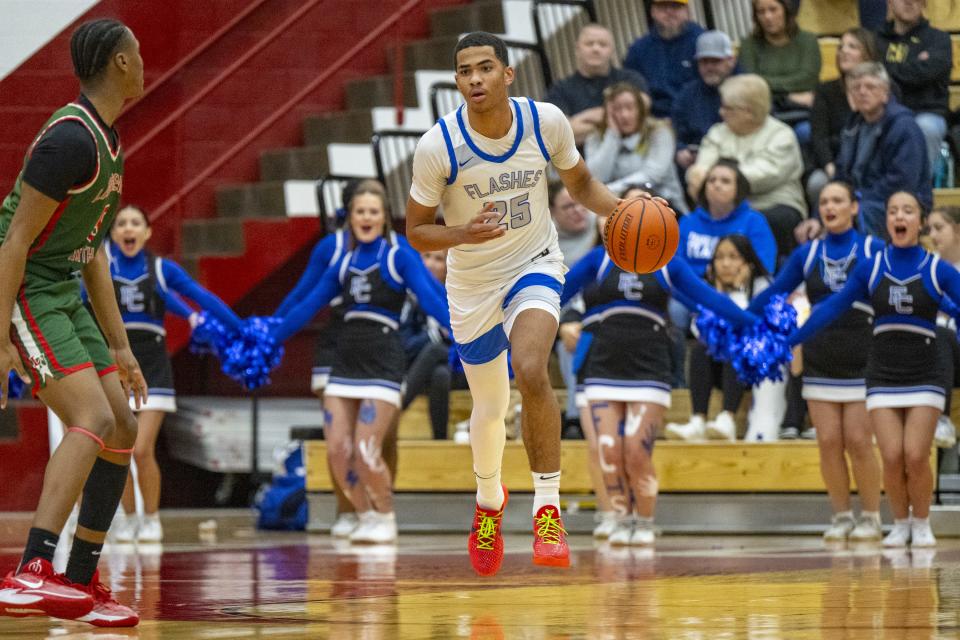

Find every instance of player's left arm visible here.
[538,101,621,217]
[82,248,147,406]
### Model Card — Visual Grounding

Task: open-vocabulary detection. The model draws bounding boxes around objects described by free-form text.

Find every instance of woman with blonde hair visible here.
[687,73,807,263]
[584,82,686,213]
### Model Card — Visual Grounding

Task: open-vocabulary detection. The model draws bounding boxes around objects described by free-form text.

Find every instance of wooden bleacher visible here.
[799,1,960,35]
[303,388,940,494]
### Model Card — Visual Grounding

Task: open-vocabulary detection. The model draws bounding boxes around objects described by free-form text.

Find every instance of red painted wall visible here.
[0,404,49,511]
[0,0,258,190]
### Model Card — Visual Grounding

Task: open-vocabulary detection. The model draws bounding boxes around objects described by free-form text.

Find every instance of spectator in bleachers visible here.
[666,234,772,441]
[672,30,739,172]
[687,74,807,261]
[550,181,597,266]
[807,28,888,207]
[795,0,890,32]
[545,23,649,145]
[584,82,687,213]
[739,0,821,139]
[623,0,704,118]
[668,158,776,387]
[549,182,597,437]
[877,0,953,175]
[835,62,931,237]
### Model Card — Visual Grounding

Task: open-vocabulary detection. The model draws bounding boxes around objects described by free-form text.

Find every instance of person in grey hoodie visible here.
[584,82,687,213]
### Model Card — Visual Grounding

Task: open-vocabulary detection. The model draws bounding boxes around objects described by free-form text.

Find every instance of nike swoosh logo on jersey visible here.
[42,540,57,548]
[459,156,473,167]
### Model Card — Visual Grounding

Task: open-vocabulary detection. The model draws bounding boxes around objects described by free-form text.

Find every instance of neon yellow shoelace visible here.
[475,512,501,551]
[535,509,566,546]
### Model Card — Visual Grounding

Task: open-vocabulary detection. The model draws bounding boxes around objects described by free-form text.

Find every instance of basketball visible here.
[602,198,679,274]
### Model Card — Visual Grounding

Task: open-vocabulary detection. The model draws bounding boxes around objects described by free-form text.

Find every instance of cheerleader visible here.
[926,205,960,449]
[106,205,242,543]
[272,181,449,544]
[560,240,759,544]
[749,181,884,542]
[788,191,960,547]
[274,180,404,538]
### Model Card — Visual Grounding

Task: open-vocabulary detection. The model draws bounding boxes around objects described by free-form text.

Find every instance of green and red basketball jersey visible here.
[0,101,124,282]
[0,102,123,391]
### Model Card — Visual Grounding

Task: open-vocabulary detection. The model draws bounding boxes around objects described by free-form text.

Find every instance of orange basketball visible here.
[602,198,679,274]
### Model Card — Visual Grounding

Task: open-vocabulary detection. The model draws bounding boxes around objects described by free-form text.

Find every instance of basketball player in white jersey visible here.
[407,32,621,576]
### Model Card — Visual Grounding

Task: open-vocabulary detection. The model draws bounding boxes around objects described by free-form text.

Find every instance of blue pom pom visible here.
[694,307,735,361]
[189,313,284,390]
[7,372,24,400]
[221,317,284,390]
[724,294,797,386]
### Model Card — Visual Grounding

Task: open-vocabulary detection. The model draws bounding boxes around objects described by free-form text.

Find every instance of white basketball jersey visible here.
[410,98,580,293]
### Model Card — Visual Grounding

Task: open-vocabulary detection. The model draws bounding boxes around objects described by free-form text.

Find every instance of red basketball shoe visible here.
[468,486,509,577]
[0,558,93,620]
[532,505,570,567]
[65,570,139,627]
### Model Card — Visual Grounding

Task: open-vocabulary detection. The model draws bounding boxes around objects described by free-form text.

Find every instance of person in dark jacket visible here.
[877,0,952,172]
[672,30,739,173]
[834,62,931,238]
[623,0,704,118]
[545,23,648,146]
[807,28,890,206]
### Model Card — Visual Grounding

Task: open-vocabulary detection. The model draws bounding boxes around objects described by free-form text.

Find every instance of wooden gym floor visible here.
[1,512,960,638]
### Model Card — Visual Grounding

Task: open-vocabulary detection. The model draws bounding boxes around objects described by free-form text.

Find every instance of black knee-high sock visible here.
[65,457,128,585]
[19,528,59,571]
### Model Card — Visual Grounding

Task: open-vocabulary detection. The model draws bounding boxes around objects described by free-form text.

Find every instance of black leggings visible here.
[402,342,454,440]
[689,341,746,415]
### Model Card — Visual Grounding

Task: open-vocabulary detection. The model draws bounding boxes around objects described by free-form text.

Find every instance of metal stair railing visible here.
[371,130,428,219]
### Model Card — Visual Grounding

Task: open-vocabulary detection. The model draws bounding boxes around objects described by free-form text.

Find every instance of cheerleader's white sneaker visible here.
[882,521,912,548]
[910,520,937,548]
[665,415,706,441]
[593,511,618,539]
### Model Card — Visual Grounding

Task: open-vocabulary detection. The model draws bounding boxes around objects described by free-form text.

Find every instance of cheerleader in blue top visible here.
[560,239,759,545]
[750,182,884,543]
[273,182,449,544]
[106,205,242,543]
[273,179,407,539]
[788,191,960,548]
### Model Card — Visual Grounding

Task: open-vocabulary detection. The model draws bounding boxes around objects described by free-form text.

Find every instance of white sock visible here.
[860,510,880,523]
[462,354,510,511]
[532,471,561,516]
[835,510,853,521]
[912,517,929,527]
[475,469,505,512]
[894,517,911,528]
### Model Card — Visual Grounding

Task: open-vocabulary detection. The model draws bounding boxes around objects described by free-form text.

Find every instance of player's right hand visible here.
[459,203,506,244]
[0,341,30,409]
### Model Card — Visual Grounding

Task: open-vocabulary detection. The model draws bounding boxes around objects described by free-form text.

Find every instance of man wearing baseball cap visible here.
[623,0,703,118]
[666,29,739,390]
[672,30,739,171]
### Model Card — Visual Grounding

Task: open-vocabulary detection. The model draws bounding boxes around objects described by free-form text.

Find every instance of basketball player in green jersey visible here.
[0,20,146,627]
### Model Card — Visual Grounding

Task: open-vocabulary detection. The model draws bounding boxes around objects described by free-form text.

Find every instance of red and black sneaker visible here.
[467,486,509,577]
[66,570,139,627]
[532,505,570,568]
[0,558,93,620]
